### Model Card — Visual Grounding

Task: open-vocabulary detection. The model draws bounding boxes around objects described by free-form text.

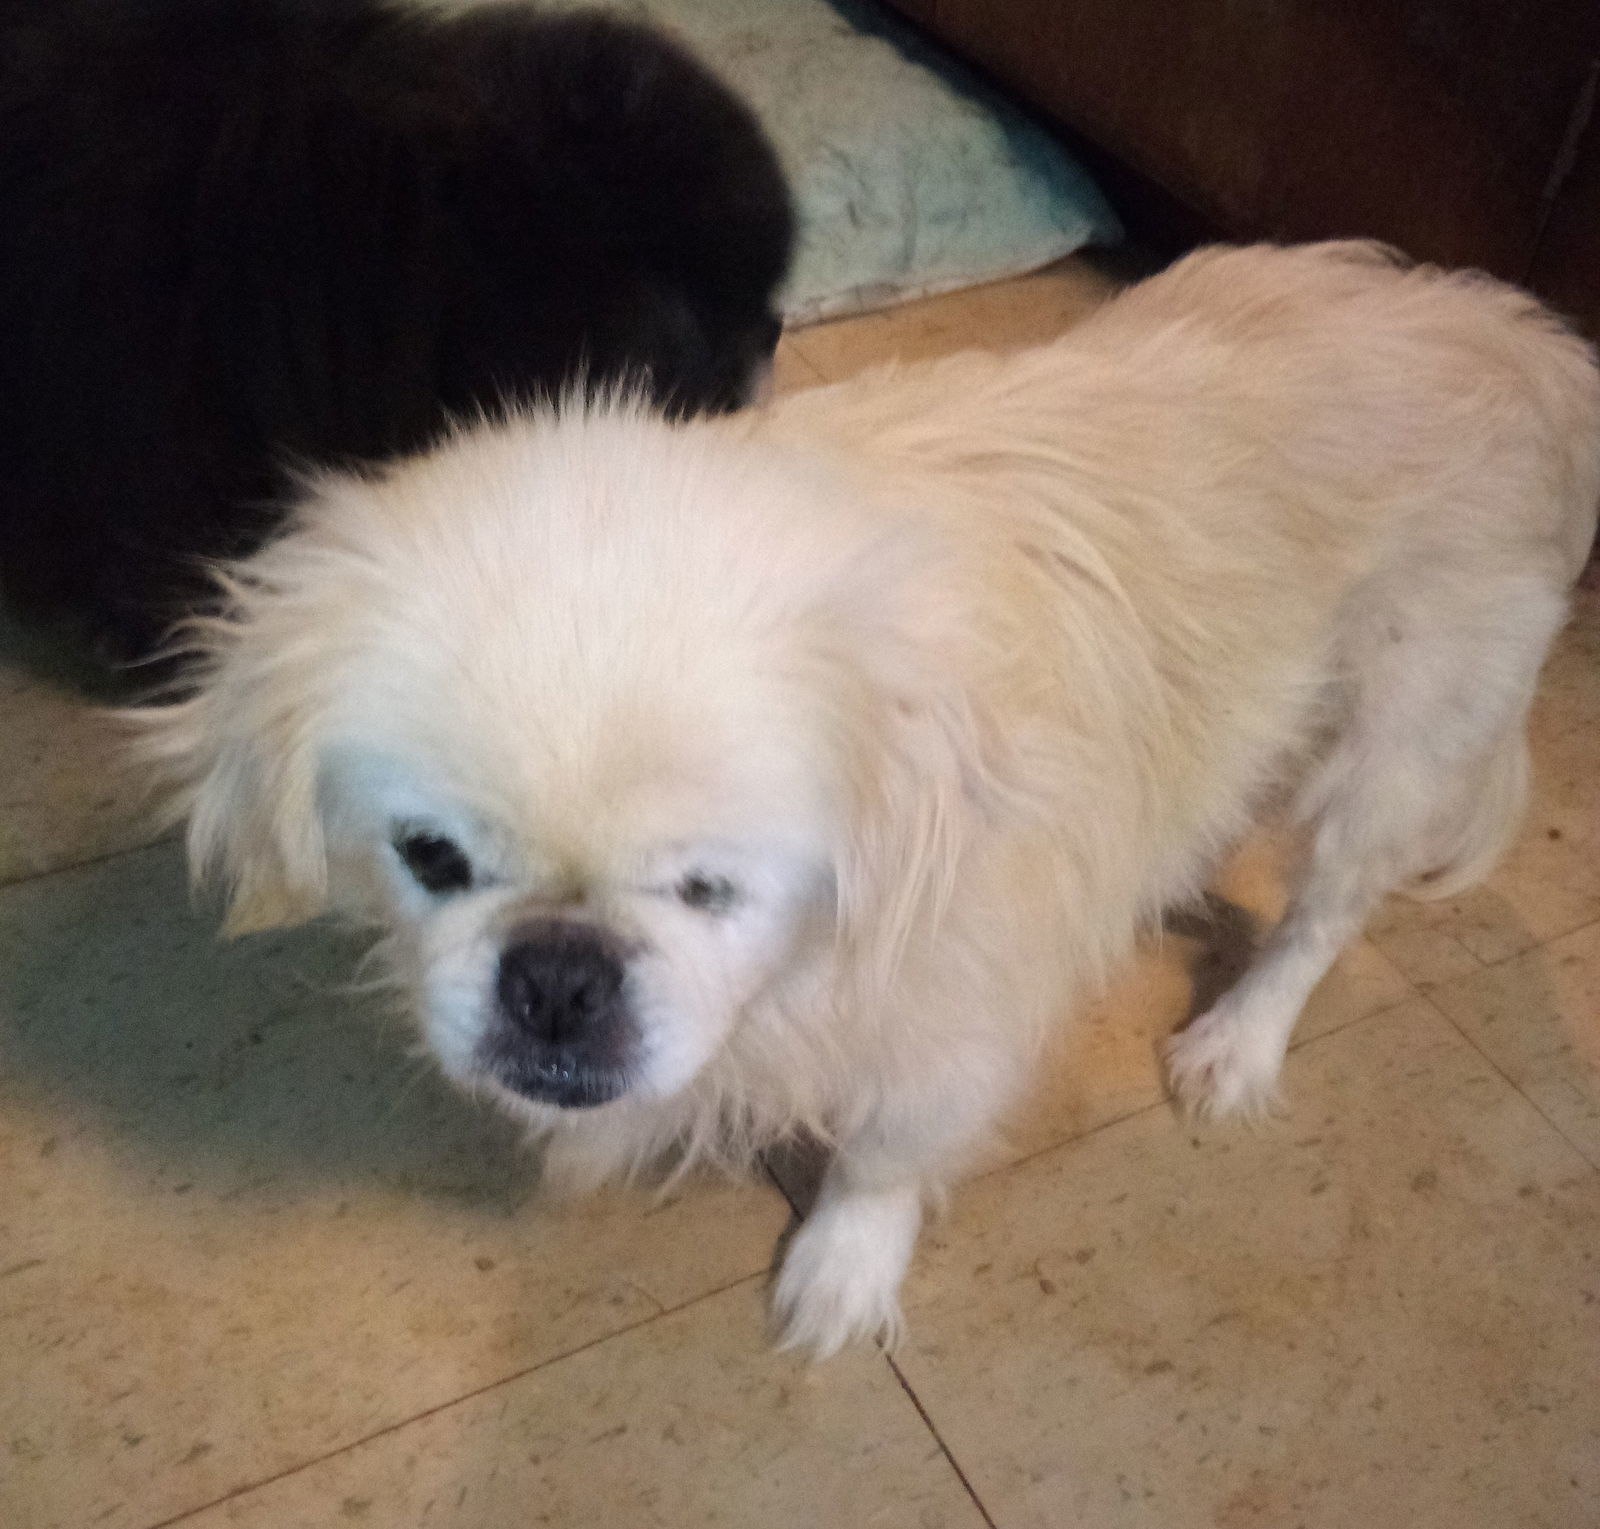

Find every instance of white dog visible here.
[132,244,1600,1356]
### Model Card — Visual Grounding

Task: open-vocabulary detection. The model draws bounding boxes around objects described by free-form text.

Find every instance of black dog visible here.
[0,0,793,669]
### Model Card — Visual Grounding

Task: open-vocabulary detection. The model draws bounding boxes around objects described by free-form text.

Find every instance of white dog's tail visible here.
[1401,731,1529,902]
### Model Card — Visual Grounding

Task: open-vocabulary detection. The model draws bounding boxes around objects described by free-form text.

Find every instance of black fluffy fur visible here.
[0,0,793,669]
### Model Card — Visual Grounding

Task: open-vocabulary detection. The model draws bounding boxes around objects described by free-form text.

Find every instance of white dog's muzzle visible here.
[478,917,641,1110]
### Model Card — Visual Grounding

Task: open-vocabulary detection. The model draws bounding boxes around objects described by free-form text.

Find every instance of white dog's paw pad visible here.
[1164,1009,1286,1122]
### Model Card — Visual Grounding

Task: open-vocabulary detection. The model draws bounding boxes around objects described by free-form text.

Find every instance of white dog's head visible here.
[133,405,1000,1123]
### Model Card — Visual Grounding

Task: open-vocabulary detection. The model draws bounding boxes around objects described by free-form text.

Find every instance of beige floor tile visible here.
[1364,919,1484,988]
[1428,920,1600,1169]
[894,1001,1600,1529]
[1002,932,1411,1166]
[1524,716,1600,866]
[0,844,788,1529]
[786,256,1119,382]
[996,936,1198,1164]
[1461,834,1600,960]
[170,1279,985,1529]
[1529,587,1600,741]
[0,655,161,887]
[770,331,825,395]
[1365,815,1600,968]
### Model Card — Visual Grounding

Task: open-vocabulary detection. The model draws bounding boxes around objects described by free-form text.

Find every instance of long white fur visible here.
[129,243,1600,1356]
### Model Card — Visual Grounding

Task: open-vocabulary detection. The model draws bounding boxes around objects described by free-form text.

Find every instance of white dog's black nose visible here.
[487,920,634,1108]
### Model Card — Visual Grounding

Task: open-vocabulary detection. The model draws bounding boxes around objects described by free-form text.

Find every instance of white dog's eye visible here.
[677,872,738,913]
[393,830,474,895]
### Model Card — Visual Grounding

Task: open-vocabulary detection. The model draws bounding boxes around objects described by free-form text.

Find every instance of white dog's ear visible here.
[124,600,330,936]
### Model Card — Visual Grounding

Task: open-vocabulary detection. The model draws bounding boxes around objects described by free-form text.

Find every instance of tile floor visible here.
[2,258,1598,1529]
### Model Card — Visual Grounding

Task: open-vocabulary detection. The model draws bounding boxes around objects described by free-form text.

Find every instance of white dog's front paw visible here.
[1164,1004,1286,1122]
[772,1185,921,1359]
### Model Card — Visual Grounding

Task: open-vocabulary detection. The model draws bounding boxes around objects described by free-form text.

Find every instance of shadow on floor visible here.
[0,840,537,1212]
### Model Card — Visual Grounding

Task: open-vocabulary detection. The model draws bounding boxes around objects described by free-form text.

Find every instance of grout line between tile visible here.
[1372,924,1485,982]
[1471,912,1600,974]
[761,1155,802,1217]
[885,1352,999,1529]
[1419,989,1600,1176]
[760,1155,999,1525]
[985,1095,1171,1182]
[140,1268,769,1529]
[0,829,177,896]
[985,988,1425,1184]
[774,333,827,387]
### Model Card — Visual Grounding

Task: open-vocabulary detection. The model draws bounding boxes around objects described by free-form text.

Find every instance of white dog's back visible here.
[775,242,1599,584]
[763,242,1600,931]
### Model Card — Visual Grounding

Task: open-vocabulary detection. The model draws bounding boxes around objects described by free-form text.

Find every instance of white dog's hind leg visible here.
[1164,863,1379,1120]
[1167,749,1470,1120]
[1169,575,1562,1120]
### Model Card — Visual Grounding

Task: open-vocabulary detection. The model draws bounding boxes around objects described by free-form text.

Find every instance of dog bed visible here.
[428,0,1122,324]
